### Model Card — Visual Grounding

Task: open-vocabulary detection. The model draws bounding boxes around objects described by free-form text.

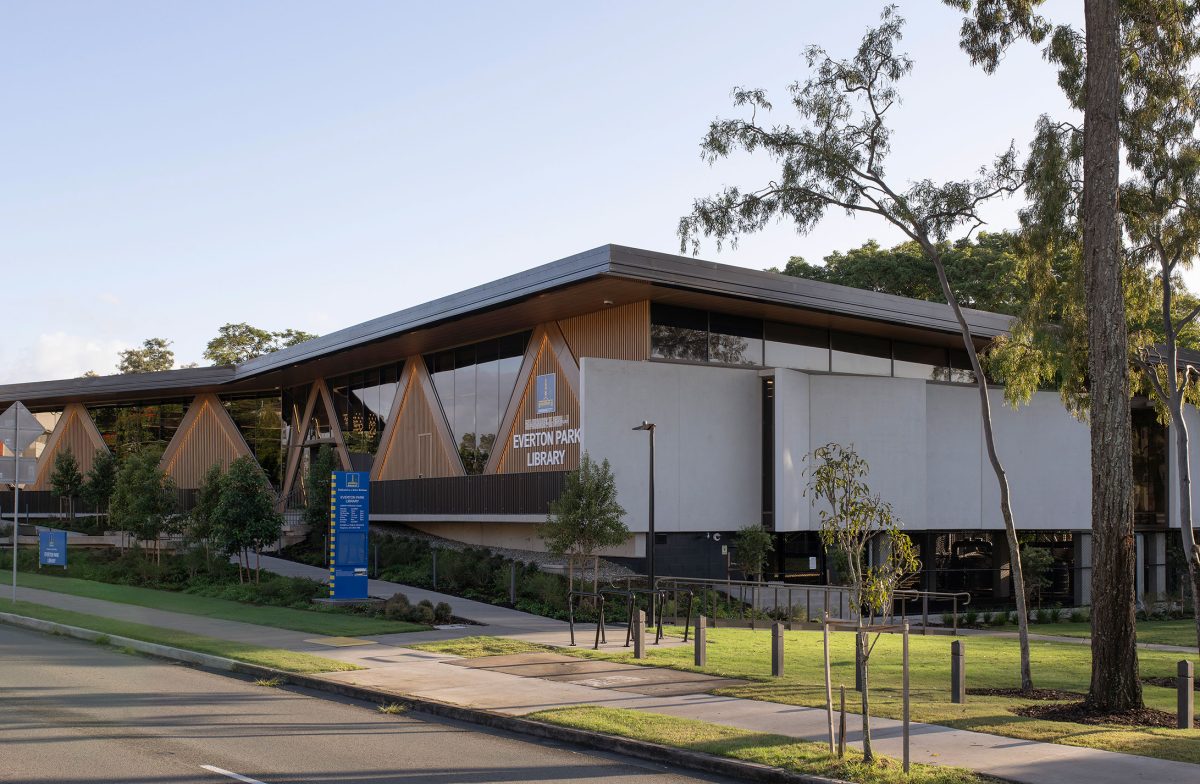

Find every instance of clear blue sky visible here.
[3,1,1115,382]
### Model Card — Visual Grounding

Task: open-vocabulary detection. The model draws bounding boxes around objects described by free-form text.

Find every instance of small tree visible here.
[190,463,225,564]
[81,451,118,524]
[733,523,774,582]
[48,449,84,521]
[806,443,919,765]
[304,444,338,531]
[108,449,179,564]
[1020,543,1054,613]
[540,452,629,592]
[215,456,284,583]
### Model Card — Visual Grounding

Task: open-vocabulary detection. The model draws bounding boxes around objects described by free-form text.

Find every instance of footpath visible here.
[5,559,1197,784]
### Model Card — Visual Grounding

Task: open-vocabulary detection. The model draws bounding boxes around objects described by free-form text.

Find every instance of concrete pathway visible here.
[9,574,1198,784]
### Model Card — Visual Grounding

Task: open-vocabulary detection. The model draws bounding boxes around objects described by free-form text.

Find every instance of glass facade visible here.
[652,304,977,383]
[329,362,404,463]
[426,331,529,474]
[1132,407,1167,527]
[221,394,285,487]
[650,304,762,365]
[88,401,187,457]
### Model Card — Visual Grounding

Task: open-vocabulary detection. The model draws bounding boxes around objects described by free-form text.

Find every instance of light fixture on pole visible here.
[631,420,656,625]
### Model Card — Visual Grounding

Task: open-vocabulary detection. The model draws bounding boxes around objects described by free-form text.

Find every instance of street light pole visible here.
[632,420,656,625]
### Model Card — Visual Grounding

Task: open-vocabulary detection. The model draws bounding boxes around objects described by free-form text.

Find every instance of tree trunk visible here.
[858,629,873,764]
[1161,278,1200,653]
[256,547,261,584]
[1083,0,1142,712]
[925,243,1034,691]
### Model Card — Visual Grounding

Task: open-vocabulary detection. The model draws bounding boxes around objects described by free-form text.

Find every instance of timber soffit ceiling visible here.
[0,244,1014,405]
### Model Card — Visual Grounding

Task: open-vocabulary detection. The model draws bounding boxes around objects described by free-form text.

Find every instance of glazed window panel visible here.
[831,331,891,376]
[328,361,404,457]
[708,312,763,366]
[765,322,829,371]
[650,304,710,362]
[892,341,948,381]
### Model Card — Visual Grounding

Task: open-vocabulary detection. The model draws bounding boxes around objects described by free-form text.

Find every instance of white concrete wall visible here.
[774,369,810,532]
[582,357,1102,535]
[808,375,928,528]
[1167,404,1200,529]
[580,357,762,534]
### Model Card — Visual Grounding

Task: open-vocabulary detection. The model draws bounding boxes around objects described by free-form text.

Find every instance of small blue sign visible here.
[535,373,556,414]
[329,471,370,600]
[39,530,67,567]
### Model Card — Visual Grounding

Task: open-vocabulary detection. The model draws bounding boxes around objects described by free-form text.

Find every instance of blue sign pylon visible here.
[329,471,370,600]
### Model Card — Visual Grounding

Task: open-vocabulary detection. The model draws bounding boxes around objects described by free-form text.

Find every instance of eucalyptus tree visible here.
[678,6,1036,690]
[948,0,1200,701]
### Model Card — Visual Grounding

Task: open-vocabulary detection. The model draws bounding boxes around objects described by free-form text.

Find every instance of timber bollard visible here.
[837,685,847,759]
[694,615,707,667]
[633,609,646,659]
[771,622,785,677]
[854,631,864,691]
[951,640,966,704]
[1180,660,1195,730]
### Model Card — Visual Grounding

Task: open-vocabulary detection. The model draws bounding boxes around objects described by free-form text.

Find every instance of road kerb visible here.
[0,610,858,784]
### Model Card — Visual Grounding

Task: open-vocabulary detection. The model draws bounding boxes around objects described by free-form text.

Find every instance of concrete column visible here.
[1146,532,1168,599]
[1136,533,1146,603]
[1072,532,1092,607]
[992,534,1012,600]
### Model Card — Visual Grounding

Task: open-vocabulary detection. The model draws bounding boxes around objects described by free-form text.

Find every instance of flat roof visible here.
[0,244,1013,406]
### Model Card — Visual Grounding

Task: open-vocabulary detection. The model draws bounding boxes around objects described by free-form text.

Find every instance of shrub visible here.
[434,602,453,624]
[1069,608,1089,623]
[963,610,979,627]
[941,612,957,627]
[980,611,992,626]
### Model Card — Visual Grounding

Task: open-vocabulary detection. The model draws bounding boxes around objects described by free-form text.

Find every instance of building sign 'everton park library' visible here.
[512,372,579,467]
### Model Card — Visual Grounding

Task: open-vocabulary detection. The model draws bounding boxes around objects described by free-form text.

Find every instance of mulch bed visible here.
[968,687,1082,701]
[1014,701,1197,729]
[1142,676,1199,692]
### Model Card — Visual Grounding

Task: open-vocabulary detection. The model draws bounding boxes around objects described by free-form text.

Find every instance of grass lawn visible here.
[571,626,1200,764]
[1012,619,1198,648]
[528,706,993,784]
[17,572,426,636]
[410,636,550,658]
[0,600,359,673]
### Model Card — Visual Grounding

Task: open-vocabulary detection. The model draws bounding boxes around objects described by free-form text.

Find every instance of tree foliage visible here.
[48,449,84,519]
[733,523,774,582]
[213,456,284,583]
[540,452,629,562]
[81,451,118,519]
[108,450,179,555]
[191,463,225,555]
[117,338,175,374]
[203,323,318,366]
[304,444,338,529]
[775,232,1029,315]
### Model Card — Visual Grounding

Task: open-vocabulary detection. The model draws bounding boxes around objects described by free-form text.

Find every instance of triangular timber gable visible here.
[159,393,254,490]
[279,379,354,506]
[372,358,464,481]
[31,403,110,491]
[487,322,581,474]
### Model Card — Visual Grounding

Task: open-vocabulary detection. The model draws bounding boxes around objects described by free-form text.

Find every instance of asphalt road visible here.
[0,624,733,784]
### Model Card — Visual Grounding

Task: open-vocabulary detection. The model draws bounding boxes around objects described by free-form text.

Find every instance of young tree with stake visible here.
[540,452,629,593]
[806,443,919,765]
[678,6,1036,691]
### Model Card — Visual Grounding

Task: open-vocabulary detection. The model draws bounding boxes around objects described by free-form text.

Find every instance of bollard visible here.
[694,615,707,666]
[854,631,864,691]
[509,562,517,605]
[951,640,966,704]
[431,549,438,590]
[1180,660,1195,730]
[633,609,646,659]
[837,685,847,759]
[771,622,785,677]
